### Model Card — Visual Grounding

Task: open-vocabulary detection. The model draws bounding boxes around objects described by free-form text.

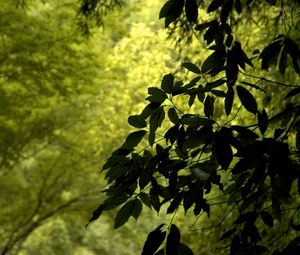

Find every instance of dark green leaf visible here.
[148,131,156,147]
[166,224,181,255]
[167,194,183,214]
[219,228,237,241]
[207,0,224,13]
[259,35,284,70]
[195,20,217,31]
[165,124,179,144]
[182,62,201,74]
[204,79,226,91]
[279,47,287,75]
[240,81,265,93]
[286,37,300,74]
[215,139,233,170]
[114,200,137,229]
[131,199,143,220]
[150,187,161,212]
[211,89,227,97]
[257,109,268,135]
[220,0,234,23]
[181,114,214,126]
[150,106,165,135]
[87,203,106,225]
[161,73,174,93]
[122,130,146,149]
[235,211,257,224]
[139,193,152,208]
[168,108,179,124]
[142,224,166,255]
[261,211,274,227]
[147,87,167,104]
[285,87,300,99]
[128,115,147,128]
[188,94,196,107]
[159,0,173,19]
[236,85,257,115]
[141,102,161,119]
[234,0,242,13]
[292,224,300,231]
[225,86,234,116]
[178,243,194,255]
[204,95,214,117]
[185,0,198,23]
[202,50,226,75]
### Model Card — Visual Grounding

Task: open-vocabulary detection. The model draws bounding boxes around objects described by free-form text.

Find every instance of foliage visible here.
[89,0,300,254]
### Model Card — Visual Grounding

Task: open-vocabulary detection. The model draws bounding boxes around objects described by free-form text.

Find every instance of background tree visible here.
[0,1,179,254]
[89,0,300,254]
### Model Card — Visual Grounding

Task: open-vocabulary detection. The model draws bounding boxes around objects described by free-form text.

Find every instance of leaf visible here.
[161,73,174,93]
[236,85,257,115]
[141,102,161,119]
[234,0,242,13]
[201,50,226,75]
[166,224,181,255]
[240,81,265,93]
[215,139,233,170]
[142,224,166,255]
[178,243,194,255]
[285,87,300,99]
[139,193,152,208]
[286,37,300,74]
[181,114,214,126]
[211,89,227,97]
[259,35,284,70]
[195,20,217,31]
[182,62,201,74]
[257,109,268,135]
[168,107,179,124]
[225,86,234,116]
[167,194,183,214]
[147,87,167,104]
[188,94,196,107]
[207,0,224,13]
[159,0,173,19]
[114,200,137,229]
[150,187,161,212]
[191,167,210,181]
[122,130,146,149]
[185,0,198,23]
[150,106,165,136]
[131,199,143,220]
[128,115,147,128]
[204,95,214,117]
[261,211,274,227]
[204,78,226,91]
[235,212,257,224]
[292,224,300,231]
[279,47,287,75]
[87,203,106,225]
[220,0,234,23]
[219,228,237,241]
